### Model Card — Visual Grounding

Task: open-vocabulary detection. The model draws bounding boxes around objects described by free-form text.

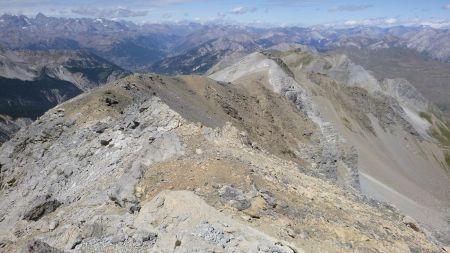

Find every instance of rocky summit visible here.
[0,47,450,252]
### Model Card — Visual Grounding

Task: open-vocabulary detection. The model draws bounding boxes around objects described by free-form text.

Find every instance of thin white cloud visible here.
[71,7,148,18]
[266,0,323,7]
[343,18,398,26]
[414,19,450,28]
[384,18,397,24]
[0,0,199,16]
[334,17,450,28]
[2,0,196,6]
[443,3,450,9]
[329,4,372,12]
[230,6,258,15]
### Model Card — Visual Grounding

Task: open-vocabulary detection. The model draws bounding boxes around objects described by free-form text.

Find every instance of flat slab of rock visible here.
[135,190,303,253]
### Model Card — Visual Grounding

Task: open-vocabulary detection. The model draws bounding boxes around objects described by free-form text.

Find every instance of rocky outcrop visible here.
[135,190,301,253]
[22,195,61,221]
[25,240,65,253]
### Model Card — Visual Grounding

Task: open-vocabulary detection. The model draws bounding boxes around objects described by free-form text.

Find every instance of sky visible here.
[1,0,450,27]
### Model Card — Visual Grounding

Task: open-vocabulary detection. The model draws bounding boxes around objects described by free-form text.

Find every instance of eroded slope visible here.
[210,51,450,243]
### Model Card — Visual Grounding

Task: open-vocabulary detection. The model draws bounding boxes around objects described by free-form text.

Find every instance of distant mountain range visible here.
[1,13,450,252]
[1,14,450,72]
[0,13,449,136]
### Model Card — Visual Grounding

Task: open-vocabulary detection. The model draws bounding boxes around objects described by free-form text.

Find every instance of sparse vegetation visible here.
[444,152,450,170]
[281,148,297,158]
[291,53,314,67]
[300,54,314,65]
[419,111,432,124]
[342,117,352,130]
[431,122,450,146]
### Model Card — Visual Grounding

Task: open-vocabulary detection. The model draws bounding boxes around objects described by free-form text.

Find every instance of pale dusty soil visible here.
[137,120,444,252]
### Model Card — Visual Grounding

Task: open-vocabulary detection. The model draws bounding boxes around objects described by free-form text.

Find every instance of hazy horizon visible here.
[1,0,450,28]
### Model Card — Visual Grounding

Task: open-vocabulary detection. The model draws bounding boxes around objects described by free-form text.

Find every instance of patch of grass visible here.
[431,122,450,146]
[445,152,450,170]
[432,108,450,126]
[292,53,314,67]
[301,54,314,65]
[419,111,432,124]
[438,123,450,139]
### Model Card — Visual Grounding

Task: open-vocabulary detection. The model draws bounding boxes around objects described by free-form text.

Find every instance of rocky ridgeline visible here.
[210,50,450,244]
[211,52,361,190]
[0,73,447,252]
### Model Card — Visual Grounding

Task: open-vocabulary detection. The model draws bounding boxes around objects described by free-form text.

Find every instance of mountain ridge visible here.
[1,14,450,72]
[1,14,450,251]
[0,72,447,252]
[210,50,450,243]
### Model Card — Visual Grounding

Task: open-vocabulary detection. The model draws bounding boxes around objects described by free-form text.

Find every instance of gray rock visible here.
[131,230,157,246]
[48,220,59,230]
[219,185,251,211]
[195,221,231,248]
[24,240,64,253]
[23,195,61,221]
[91,122,109,134]
[108,234,127,244]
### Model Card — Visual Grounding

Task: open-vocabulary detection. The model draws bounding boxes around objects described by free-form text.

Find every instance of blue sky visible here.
[1,0,450,27]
